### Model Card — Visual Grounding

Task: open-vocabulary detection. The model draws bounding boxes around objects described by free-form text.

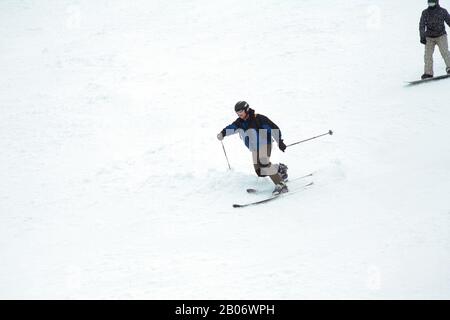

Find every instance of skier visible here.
[419,0,450,79]
[217,101,289,195]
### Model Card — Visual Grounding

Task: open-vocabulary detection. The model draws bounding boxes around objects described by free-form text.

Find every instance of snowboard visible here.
[407,74,450,85]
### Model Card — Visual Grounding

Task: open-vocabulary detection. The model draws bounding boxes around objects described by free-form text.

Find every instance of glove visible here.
[278,139,287,152]
[217,132,224,141]
[420,37,426,45]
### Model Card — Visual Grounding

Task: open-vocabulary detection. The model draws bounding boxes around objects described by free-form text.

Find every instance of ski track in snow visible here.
[1,0,449,299]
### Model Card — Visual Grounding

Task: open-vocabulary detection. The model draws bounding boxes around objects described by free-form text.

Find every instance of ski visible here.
[406,74,450,85]
[234,182,313,208]
[246,172,314,194]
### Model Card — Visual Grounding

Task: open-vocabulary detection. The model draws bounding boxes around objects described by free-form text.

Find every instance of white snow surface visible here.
[1,0,449,299]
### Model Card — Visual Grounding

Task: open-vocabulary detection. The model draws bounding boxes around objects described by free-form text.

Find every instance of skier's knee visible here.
[254,167,265,177]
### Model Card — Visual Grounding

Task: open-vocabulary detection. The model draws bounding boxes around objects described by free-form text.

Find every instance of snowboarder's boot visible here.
[447,67,450,75]
[421,73,434,80]
[272,181,288,195]
[278,163,288,181]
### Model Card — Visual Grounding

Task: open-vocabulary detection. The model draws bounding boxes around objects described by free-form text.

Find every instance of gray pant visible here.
[424,34,450,75]
[252,144,282,185]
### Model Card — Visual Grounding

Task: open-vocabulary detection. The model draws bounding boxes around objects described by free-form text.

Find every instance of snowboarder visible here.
[419,0,450,79]
[217,101,289,195]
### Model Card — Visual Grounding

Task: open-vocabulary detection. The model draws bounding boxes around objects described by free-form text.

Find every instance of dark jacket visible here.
[420,2,450,40]
[221,108,282,151]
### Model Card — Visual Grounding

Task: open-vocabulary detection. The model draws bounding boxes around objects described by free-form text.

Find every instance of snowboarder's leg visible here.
[436,35,450,71]
[424,37,436,76]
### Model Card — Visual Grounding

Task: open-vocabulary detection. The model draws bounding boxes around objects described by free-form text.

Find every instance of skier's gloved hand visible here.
[217,132,224,141]
[421,37,426,45]
[278,139,287,152]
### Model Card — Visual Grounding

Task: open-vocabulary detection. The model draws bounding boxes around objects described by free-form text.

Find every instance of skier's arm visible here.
[259,115,283,143]
[444,9,450,27]
[220,120,240,137]
[419,11,427,44]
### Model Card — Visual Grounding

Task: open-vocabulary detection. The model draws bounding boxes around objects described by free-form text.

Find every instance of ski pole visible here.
[286,130,333,148]
[221,141,231,170]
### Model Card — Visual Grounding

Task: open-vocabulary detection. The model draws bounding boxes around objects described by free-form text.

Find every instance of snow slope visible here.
[1,0,449,299]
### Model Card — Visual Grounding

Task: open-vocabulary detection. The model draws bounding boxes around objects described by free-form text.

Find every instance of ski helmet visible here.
[235,101,249,112]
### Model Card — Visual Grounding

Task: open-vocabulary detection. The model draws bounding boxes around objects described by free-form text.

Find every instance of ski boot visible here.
[272,181,288,195]
[421,73,433,80]
[447,67,450,75]
[278,163,288,182]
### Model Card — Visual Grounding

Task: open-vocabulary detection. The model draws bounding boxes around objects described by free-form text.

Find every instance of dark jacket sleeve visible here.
[257,115,283,143]
[444,9,450,27]
[221,119,240,137]
[419,10,427,40]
